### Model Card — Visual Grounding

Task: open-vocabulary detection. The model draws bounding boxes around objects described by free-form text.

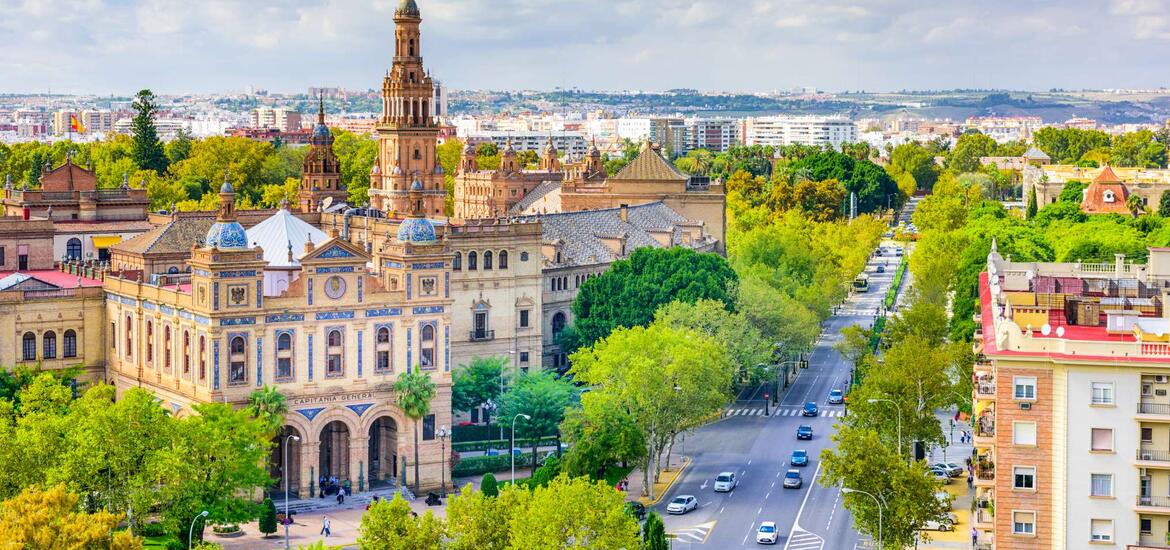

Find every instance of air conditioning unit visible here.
[1019,402,1032,410]
[1157,389,1168,397]
[1141,452,1154,461]
[1155,375,1168,383]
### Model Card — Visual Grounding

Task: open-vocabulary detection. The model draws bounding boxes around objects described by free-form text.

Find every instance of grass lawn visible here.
[143,535,177,549]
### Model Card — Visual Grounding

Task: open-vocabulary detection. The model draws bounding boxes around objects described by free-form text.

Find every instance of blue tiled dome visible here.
[220,180,234,193]
[312,123,330,140]
[205,221,248,249]
[396,217,436,244]
[410,179,423,190]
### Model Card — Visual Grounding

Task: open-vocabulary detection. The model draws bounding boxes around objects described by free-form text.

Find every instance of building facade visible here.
[300,99,346,213]
[744,115,857,149]
[453,138,563,220]
[1025,164,1170,209]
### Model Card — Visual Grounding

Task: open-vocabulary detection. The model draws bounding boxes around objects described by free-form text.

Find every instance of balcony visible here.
[469,330,495,342]
[975,381,996,399]
[973,414,996,447]
[1138,402,1170,422]
[1137,449,1170,467]
[1136,496,1170,514]
[973,506,995,529]
[975,461,995,488]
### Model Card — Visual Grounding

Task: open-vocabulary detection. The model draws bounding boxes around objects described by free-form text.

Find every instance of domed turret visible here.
[395,0,420,17]
[396,217,437,244]
[206,170,248,249]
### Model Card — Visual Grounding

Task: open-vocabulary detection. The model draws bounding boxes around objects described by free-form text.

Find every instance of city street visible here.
[654,244,902,549]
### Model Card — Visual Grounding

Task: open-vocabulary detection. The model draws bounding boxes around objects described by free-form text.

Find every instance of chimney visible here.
[1115,253,1125,279]
[619,203,629,223]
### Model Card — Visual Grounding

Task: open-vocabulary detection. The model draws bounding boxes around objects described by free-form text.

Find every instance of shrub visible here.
[258,498,278,537]
[452,452,533,477]
[139,521,167,537]
[480,473,498,497]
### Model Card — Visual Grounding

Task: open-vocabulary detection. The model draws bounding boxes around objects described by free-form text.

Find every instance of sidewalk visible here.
[919,409,976,550]
[216,496,445,549]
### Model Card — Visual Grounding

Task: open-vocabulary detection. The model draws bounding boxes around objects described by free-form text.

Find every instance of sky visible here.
[2,0,1169,95]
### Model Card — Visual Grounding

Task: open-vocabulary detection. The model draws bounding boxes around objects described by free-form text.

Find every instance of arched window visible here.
[228,336,247,385]
[65,238,82,260]
[413,147,421,160]
[182,330,191,375]
[22,332,35,361]
[420,324,435,368]
[276,332,293,380]
[452,252,462,271]
[521,251,529,262]
[409,38,415,56]
[168,266,179,274]
[198,335,206,380]
[125,315,133,358]
[163,326,172,371]
[326,329,343,377]
[42,331,56,359]
[498,250,508,269]
[483,251,493,270]
[146,321,154,366]
[468,251,478,271]
[63,329,77,358]
[552,312,567,338]
[376,326,392,373]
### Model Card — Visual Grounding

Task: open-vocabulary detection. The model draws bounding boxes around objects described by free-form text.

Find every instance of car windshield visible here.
[794,451,806,457]
[786,471,799,478]
[831,390,841,395]
[799,425,811,431]
[717,475,731,482]
[760,525,775,533]
[671,497,686,504]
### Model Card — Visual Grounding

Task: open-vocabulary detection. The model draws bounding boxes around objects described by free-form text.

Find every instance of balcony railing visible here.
[469,330,495,342]
[1137,496,1170,508]
[976,383,996,398]
[1138,402,1170,415]
[975,463,995,481]
[1137,449,1170,463]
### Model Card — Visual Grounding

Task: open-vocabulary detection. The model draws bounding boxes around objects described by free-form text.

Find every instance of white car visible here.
[921,512,958,531]
[714,471,738,492]
[667,494,698,515]
[756,521,778,544]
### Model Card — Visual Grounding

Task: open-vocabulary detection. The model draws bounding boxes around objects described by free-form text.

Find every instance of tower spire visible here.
[318,92,325,124]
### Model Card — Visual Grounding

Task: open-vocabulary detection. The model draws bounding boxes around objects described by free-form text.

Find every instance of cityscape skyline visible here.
[3,0,1170,96]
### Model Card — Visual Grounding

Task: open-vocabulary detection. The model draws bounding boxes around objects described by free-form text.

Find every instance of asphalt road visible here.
[655,246,903,550]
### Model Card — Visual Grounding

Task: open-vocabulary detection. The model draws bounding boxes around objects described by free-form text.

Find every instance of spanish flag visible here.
[70,114,86,133]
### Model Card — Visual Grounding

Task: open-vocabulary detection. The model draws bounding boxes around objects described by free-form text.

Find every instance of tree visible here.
[560,395,646,479]
[358,494,445,550]
[1128,194,1146,216]
[452,356,506,416]
[1032,127,1112,164]
[642,511,668,550]
[947,132,996,173]
[258,178,300,209]
[887,142,939,192]
[444,483,528,550]
[394,371,437,494]
[570,324,732,499]
[247,385,288,435]
[499,370,578,460]
[788,151,899,214]
[1159,191,1170,218]
[507,475,640,549]
[1026,185,1038,219]
[331,129,377,207]
[834,325,873,370]
[166,128,194,166]
[737,274,821,356]
[258,498,278,538]
[653,299,770,385]
[0,485,144,550]
[130,89,168,174]
[570,247,738,350]
[480,473,499,498]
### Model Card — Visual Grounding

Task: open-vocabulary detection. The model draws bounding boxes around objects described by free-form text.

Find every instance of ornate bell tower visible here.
[369,0,445,217]
[300,96,344,213]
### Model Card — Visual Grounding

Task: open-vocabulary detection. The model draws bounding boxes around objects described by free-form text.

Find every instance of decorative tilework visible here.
[160,305,175,315]
[179,310,193,321]
[213,341,220,390]
[383,261,404,268]
[412,306,445,314]
[315,311,355,321]
[195,315,211,326]
[357,276,363,303]
[119,295,136,306]
[220,317,257,326]
[444,325,450,372]
[265,313,305,323]
[315,266,355,274]
[296,407,325,421]
[307,334,313,381]
[213,282,219,310]
[256,336,263,387]
[307,277,313,305]
[318,246,356,259]
[357,330,363,377]
[142,301,157,311]
[397,217,437,243]
[171,402,182,415]
[346,403,374,417]
[194,269,211,277]
[256,280,263,308]
[220,270,258,278]
[406,328,412,373]
[365,308,403,317]
[444,272,449,298]
[411,262,445,269]
[406,274,411,300]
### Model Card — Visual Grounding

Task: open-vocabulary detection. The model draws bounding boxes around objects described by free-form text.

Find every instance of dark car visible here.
[797,425,814,440]
[802,402,818,417]
[876,265,886,273]
[624,501,646,521]
[790,449,809,467]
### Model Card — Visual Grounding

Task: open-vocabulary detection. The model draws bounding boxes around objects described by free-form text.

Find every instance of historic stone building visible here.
[299,98,346,213]
[453,137,564,220]
[1025,163,1170,209]
[367,0,446,217]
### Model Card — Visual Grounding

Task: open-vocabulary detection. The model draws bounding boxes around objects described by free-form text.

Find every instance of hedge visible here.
[452,452,534,477]
[452,436,558,453]
[883,258,907,310]
[453,424,511,443]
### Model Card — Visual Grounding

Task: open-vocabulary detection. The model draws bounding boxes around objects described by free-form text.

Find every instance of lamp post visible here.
[437,425,450,498]
[511,413,531,483]
[188,510,208,550]
[868,398,902,459]
[841,488,882,549]
[283,434,301,550]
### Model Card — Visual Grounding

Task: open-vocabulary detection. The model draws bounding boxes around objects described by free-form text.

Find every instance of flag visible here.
[70,115,86,133]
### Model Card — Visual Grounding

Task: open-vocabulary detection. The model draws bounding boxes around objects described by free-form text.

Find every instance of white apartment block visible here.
[744,115,857,149]
[250,107,303,132]
[686,118,740,152]
[463,131,589,158]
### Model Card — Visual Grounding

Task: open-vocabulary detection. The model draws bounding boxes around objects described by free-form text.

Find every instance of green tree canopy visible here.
[452,356,507,415]
[130,89,168,174]
[947,132,996,173]
[788,150,899,214]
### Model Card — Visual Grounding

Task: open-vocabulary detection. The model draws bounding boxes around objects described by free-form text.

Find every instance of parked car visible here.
[756,521,779,544]
[936,491,954,510]
[921,512,959,532]
[929,467,952,484]
[714,472,738,492]
[666,495,698,514]
[828,389,844,405]
[624,501,647,521]
[790,449,809,467]
[932,462,964,477]
[783,469,803,489]
[797,425,814,440]
[895,248,904,256]
[802,402,819,416]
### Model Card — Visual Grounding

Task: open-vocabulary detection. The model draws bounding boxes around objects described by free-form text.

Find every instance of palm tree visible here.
[394,370,436,493]
[247,385,288,435]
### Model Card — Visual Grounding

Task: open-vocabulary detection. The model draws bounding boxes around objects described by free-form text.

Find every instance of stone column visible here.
[300,440,320,499]
[349,435,370,494]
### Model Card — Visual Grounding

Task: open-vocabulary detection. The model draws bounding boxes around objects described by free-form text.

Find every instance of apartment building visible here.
[52,110,116,134]
[687,118,740,152]
[250,107,303,132]
[975,243,1170,549]
[744,115,857,149]
[461,131,589,158]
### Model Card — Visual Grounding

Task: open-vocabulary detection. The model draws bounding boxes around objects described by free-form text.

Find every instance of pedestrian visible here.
[336,490,344,505]
[971,526,978,546]
[967,473,974,488]
[321,515,331,537]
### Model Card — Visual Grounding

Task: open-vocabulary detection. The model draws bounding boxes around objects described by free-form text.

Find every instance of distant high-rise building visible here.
[744,115,857,149]
[686,118,740,153]
[53,110,115,135]
[250,108,303,133]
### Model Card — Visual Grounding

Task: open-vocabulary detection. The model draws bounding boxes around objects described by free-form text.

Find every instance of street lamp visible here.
[511,413,531,483]
[188,510,209,550]
[868,398,902,459]
[437,425,450,498]
[841,488,882,549]
[283,434,301,550]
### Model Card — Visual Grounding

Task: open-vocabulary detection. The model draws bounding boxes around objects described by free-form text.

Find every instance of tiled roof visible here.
[1022,146,1050,160]
[0,270,103,290]
[523,201,702,266]
[509,180,561,215]
[1080,181,1131,214]
[114,216,214,255]
[610,141,689,182]
[1094,165,1122,183]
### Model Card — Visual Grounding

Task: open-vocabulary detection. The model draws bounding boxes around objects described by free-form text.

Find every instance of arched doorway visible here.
[368,416,399,488]
[319,421,350,495]
[269,426,302,499]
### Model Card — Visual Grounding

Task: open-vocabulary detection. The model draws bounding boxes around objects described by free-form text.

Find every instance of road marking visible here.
[785,530,825,550]
[748,459,753,466]
[700,479,708,491]
[719,505,725,514]
[668,521,715,545]
[783,462,823,550]
[826,488,841,529]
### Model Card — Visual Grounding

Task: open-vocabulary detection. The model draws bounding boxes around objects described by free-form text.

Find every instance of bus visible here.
[852,274,869,293]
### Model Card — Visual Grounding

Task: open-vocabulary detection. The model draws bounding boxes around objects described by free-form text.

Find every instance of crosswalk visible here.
[725,407,846,418]
[785,529,824,550]
[668,521,714,544]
